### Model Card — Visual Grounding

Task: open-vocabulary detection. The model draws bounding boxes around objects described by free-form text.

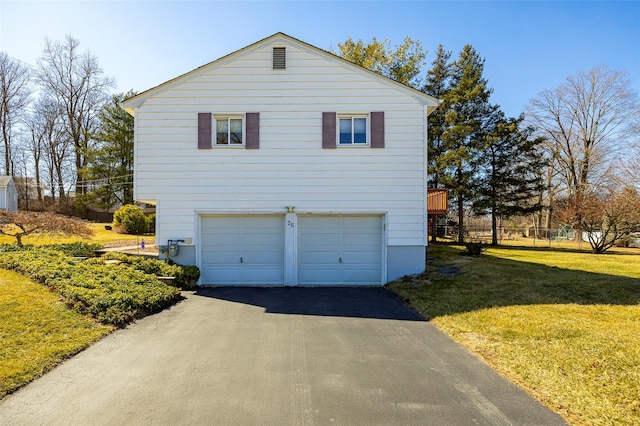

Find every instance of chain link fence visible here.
[440,225,640,249]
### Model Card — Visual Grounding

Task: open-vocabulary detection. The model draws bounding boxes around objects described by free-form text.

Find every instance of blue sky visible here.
[1,0,639,118]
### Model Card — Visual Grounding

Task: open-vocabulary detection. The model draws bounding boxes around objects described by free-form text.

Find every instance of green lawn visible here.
[387,244,640,425]
[0,269,112,399]
[0,222,145,246]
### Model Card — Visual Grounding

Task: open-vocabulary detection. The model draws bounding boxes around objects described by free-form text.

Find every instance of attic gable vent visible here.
[273,47,286,70]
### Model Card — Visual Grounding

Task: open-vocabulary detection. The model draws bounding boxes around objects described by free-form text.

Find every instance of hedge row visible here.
[0,245,182,327]
[100,252,200,289]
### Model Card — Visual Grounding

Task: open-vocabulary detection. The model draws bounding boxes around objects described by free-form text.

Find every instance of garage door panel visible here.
[301,216,340,230]
[202,251,241,264]
[343,216,380,229]
[342,251,380,264]
[202,266,242,284]
[299,234,340,247]
[298,268,341,285]
[243,251,283,264]
[202,236,241,251]
[201,216,241,230]
[243,216,280,228]
[241,266,283,285]
[243,232,283,246]
[300,249,340,264]
[342,232,380,247]
[342,269,380,284]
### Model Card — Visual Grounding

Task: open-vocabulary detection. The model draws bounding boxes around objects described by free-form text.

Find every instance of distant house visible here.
[0,176,18,211]
[121,33,440,286]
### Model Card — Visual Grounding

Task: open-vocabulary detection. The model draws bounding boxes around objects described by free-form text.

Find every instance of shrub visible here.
[101,252,200,289]
[0,246,181,327]
[113,204,148,235]
[146,214,156,234]
[45,242,102,257]
[461,242,484,256]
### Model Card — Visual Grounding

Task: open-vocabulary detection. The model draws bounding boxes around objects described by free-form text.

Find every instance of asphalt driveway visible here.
[0,287,566,425]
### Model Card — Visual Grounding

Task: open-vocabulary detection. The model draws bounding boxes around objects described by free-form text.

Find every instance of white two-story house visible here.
[121,33,439,286]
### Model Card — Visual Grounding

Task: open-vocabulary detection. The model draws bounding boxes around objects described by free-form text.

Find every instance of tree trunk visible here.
[34,162,43,208]
[491,209,498,246]
[1,112,10,176]
[430,216,437,243]
[457,193,464,244]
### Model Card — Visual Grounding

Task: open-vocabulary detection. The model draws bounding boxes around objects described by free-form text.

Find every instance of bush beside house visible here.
[113,204,154,235]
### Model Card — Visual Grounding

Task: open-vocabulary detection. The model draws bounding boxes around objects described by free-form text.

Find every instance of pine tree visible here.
[440,45,494,244]
[423,45,452,242]
[423,45,452,189]
[81,90,136,211]
[473,113,546,245]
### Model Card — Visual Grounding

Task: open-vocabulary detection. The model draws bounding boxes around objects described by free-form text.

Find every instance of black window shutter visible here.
[198,113,212,149]
[370,111,385,148]
[322,112,336,149]
[246,112,260,149]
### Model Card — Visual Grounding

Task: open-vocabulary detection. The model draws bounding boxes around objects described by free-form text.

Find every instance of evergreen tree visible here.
[473,113,546,245]
[423,44,452,189]
[81,90,136,211]
[440,45,495,244]
[423,45,452,242]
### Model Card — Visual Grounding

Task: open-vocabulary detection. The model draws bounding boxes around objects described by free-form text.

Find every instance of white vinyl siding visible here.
[132,36,428,260]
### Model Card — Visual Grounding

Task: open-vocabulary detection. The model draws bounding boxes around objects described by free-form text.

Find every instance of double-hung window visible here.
[339,115,368,145]
[215,116,244,146]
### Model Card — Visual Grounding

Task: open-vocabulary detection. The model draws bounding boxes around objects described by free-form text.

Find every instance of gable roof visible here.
[0,176,14,187]
[121,32,440,116]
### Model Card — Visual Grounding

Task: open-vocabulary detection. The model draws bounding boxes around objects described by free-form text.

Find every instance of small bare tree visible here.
[0,210,93,246]
[0,52,31,176]
[36,36,115,198]
[556,187,640,253]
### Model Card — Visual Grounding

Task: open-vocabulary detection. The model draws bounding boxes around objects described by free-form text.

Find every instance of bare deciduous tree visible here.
[527,67,639,237]
[620,115,640,189]
[36,36,115,198]
[24,96,75,207]
[0,52,31,176]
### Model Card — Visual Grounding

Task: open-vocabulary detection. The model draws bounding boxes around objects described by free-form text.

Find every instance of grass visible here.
[0,268,113,399]
[387,243,640,425]
[0,222,144,246]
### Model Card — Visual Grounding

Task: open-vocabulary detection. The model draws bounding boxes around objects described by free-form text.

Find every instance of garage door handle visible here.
[339,256,343,264]
[240,257,244,264]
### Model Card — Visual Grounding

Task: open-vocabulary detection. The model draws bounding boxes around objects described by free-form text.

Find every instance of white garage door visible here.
[298,215,383,286]
[200,215,285,285]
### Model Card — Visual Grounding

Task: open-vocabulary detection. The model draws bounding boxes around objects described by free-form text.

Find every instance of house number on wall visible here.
[287,220,294,228]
